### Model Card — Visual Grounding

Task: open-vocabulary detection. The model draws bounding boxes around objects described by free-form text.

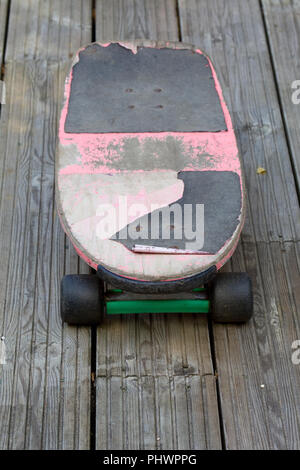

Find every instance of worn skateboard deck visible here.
[56,40,245,282]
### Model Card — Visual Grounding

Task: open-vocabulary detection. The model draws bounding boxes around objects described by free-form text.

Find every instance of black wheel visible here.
[210,273,253,323]
[61,274,104,325]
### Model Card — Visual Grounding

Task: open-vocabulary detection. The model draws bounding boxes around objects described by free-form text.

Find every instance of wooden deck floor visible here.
[0,0,299,450]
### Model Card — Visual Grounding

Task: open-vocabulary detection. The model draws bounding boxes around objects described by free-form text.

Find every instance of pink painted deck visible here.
[56,40,245,281]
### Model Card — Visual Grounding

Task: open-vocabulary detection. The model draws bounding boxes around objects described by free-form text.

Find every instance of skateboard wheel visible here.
[61,274,104,325]
[210,273,253,323]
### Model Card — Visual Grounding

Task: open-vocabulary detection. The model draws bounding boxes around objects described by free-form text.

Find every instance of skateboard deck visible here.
[56,40,245,283]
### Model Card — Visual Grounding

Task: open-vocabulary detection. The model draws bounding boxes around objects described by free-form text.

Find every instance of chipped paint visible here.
[58,42,241,177]
[56,40,245,280]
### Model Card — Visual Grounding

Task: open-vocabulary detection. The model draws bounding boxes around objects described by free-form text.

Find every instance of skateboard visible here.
[56,40,253,325]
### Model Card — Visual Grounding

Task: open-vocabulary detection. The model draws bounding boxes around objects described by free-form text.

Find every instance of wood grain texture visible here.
[179,0,300,244]
[5,0,91,61]
[1,0,299,451]
[179,0,300,449]
[0,0,92,449]
[95,0,221,450]
[96,0,178,41]
[261,0,300,193]
[212,240,300,449]
[0,0,8,66]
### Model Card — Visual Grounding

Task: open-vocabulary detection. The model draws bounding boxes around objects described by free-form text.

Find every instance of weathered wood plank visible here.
[179,0,300,448]
[140,376,156,449]
[96,0,178,41]
[0,0,8,66]
[155,376,174,449]
[0,0,92,449]
[95,0,221,450]
[212,241,300,449]
[262,0,300,192]
[179,0,300,244]
[5,0,91,61]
